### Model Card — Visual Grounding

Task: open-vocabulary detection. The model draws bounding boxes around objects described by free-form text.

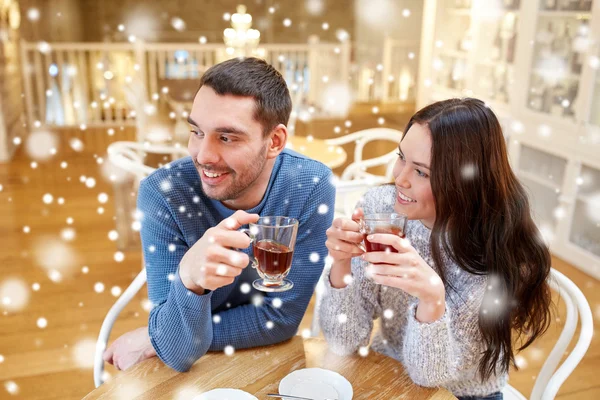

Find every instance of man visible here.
[103,57,335,372]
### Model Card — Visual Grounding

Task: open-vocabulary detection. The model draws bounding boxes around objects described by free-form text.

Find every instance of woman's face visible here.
[392,123,436,228]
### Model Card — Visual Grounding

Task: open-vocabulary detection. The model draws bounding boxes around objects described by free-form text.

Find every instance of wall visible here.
[353,0,423,65]
[0,0,27,161]
[18,0,354,44]
[18,0,84,42]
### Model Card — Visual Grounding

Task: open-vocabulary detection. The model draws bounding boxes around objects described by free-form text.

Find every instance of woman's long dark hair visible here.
[404,98,552,380]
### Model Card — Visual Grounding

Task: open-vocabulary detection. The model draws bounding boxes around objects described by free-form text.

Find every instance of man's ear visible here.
[266,123,288,159]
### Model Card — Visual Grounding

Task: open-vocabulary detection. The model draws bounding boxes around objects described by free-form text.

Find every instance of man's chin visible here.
[201,183,237,202]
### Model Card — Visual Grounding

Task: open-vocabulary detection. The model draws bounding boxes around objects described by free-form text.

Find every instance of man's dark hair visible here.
[199,57,292,136]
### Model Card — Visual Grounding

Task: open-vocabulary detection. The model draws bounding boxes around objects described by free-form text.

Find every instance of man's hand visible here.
[103,326,156,371]
[179,210,260,294]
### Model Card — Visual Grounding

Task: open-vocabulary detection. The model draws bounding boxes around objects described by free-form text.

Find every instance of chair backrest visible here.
[107,141,189,181]
[531,268,593,399]
[309,266,593,400]
[324,127,403,182]
[95,141,188,387]
[325,128,403,217]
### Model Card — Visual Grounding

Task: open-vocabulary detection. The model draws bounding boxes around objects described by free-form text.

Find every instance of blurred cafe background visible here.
[0,0,599,398]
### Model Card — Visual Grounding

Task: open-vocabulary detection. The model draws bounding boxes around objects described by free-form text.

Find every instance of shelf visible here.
[476,60,514,68]
[446,8,471,17]
[518,170,561,191]
[531,68,580,81]
[575,194,600,205]
[439,49,469,59]
[538,10,592,19]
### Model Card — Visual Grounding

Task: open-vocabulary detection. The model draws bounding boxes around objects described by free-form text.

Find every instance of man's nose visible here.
[195,136,220,165]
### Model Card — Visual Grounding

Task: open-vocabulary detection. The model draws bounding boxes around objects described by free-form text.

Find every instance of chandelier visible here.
[223,5,261,56]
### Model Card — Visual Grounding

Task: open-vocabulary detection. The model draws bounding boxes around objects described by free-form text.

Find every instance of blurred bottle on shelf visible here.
[537,22,555,61]
[542,82,554,112]
[564,82,578,117]
[543,0,558,10]
[550,83,569,116]
[573,0,592,11]
[558,0,571,10]
[492,27,502,60]
[571,22,589,74]
[502,0,520,10]
[551,23,572,64]
[459,30,473,52]
[506,28,517,63]
[528,76,545,111]
[496,68,509,103]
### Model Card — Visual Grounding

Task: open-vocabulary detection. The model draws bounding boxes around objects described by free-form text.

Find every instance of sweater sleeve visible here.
[208,171,336,351]
[318,256,381,355]
[401,277,486,387]
[138,177,214,372]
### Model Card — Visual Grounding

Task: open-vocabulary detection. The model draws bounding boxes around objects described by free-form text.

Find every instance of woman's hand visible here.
[361,233,446,322]
[325,208,365,288]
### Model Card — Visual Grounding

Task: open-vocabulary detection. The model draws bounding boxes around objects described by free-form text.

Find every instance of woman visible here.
[319,98,552,399]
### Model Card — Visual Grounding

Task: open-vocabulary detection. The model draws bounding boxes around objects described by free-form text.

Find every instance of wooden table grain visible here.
[84,337,456,400]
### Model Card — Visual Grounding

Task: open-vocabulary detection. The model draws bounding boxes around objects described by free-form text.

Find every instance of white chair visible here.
[503,268,593,400]
[106,140,189,179]
[94,141,187,388]
[311,266,593,399]
[325,128,403,217]
[94,269,147,388]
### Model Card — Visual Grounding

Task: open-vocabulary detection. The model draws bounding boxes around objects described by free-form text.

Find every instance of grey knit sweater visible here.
[319,185,507,396]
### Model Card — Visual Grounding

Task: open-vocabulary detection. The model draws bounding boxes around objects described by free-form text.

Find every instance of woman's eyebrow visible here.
[398,145,430,169]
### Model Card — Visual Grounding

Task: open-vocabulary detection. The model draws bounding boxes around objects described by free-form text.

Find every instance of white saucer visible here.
[279,368,353,400]
[193,388,257,400]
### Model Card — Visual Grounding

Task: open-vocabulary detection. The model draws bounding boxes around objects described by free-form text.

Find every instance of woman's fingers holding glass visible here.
[361,249,417,266]
[326,239,364,257]
[363,233,412,253]
[327,225,364,243]
[370,273,419,293]
[366,263,418,279]
[351,207,365,221]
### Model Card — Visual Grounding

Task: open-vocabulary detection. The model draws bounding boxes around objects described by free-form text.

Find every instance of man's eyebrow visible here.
[214,126,249,136]
[187,116,199,127]
[398,145,430,170]
[187,116,248,136]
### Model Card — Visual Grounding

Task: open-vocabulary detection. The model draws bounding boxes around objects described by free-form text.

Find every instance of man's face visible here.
[187,86,270,205]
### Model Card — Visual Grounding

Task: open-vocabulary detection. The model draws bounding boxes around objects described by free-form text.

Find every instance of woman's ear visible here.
[266,123,288,159]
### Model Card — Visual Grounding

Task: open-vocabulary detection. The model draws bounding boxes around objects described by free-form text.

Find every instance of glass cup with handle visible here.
[359,212,408,253]
[240,216,299,292]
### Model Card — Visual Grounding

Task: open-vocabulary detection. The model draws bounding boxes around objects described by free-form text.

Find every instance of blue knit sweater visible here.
[137,149,335,372]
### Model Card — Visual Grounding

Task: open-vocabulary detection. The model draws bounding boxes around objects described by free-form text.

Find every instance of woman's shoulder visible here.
[360,184,396,214]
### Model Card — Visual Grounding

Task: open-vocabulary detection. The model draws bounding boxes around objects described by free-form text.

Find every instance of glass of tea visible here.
[359,213,407,253]
[241,216,299,292]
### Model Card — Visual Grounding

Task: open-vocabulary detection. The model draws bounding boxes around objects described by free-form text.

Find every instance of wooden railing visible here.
[20,38,416,130]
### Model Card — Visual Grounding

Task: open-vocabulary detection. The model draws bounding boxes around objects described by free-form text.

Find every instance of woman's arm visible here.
[319,257,381,355]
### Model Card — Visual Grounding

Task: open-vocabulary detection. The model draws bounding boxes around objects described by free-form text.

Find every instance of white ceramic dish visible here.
[193,388,258,400]
[279,368,353,400]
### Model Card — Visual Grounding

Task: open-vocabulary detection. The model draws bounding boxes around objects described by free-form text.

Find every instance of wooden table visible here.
[85,337,456,399]
[287,136,347,169]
